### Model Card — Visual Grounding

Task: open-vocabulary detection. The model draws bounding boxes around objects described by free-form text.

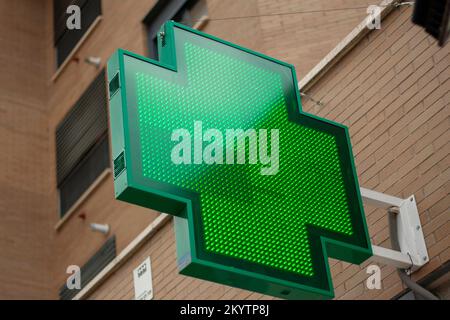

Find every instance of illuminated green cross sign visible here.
[107,21,372,299]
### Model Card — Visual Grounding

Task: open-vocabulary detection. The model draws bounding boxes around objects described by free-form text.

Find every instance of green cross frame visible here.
[107,21,372,300]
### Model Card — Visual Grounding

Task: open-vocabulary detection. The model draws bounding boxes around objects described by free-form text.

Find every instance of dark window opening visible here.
[53,0,102,68]
[143,0,207,60]
[55,70,109,217]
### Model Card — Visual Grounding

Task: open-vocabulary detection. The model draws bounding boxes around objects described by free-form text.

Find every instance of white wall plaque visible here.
[133,257,153,300]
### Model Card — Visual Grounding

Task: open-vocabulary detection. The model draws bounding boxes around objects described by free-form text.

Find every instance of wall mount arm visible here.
[360,187,429,273]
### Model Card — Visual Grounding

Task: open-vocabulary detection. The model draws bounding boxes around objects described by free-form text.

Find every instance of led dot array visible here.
[135,41,353,277]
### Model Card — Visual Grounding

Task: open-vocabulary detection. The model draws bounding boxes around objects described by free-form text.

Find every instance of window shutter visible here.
[59,236,116,300]
[58,135,109,215]
[56,70,107,186]
[55,70,109,216]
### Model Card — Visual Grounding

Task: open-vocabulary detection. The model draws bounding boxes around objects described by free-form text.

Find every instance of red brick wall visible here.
[0,0,53,299]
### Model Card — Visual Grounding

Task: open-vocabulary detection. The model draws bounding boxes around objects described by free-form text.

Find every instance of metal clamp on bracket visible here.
[360,187,429,273]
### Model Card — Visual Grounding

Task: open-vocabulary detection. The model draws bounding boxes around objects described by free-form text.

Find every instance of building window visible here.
[59,236,116,300]
[55,70,109,217]
[53,0,102,68]
[143,0,207,60]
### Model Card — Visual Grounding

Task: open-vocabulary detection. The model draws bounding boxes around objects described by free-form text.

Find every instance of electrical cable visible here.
[387,207,440,300]
[182,1,414,24]
[201,6,370,22]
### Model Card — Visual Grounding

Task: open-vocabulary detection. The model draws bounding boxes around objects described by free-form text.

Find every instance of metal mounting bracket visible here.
[360,187,429,272]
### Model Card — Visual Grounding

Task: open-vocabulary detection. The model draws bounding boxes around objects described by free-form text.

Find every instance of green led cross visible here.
[107,21,372,299]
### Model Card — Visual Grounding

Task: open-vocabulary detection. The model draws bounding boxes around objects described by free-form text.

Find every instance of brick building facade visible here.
[0,0,448,299]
